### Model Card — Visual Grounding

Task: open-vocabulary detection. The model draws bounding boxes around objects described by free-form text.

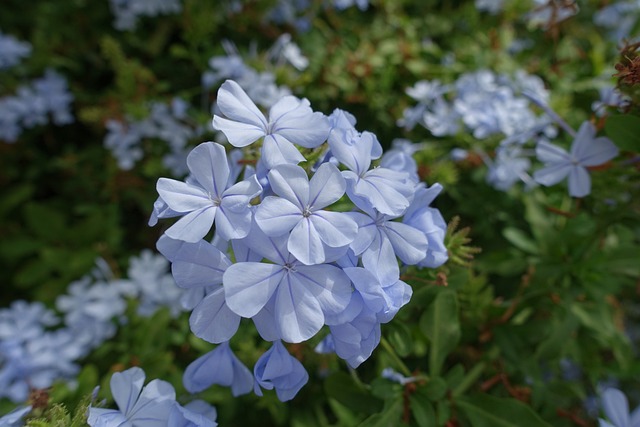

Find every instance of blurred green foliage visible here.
[1,0,639,426]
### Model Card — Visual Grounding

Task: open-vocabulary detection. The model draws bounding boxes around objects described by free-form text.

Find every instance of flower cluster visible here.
[402,69,621,197]
[109,0,182,31]
[88,367,218,427]
[0,69,74,143]
[0,31,31,70]
[151,79,448,401]
[202,40,295,109]
[0,251,183,404]
[104,98,202,175]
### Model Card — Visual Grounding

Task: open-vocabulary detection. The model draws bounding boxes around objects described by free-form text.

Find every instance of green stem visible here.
[452,362,486,398]
[380,336,412,377]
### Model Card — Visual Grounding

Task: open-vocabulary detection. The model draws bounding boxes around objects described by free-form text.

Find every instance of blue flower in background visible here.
[0,69,73,143]
[254,341,309,402]
[0,31,31,70]
[599,388,640,427]
[534,121,619,197]
[109,0,182,30]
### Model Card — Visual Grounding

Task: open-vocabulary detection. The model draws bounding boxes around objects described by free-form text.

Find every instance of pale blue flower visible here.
[527,0,578,28]
[128,250,184,317]
[380,139,423,183]
[156,141,262,242]
[223,227,352,343]
[486,145,533,191]
[0,405,31,427]
[348,206,427,285]
[329,129,415,216]
[109,0,182,30]
[403,183,448,269]
[254,341,309,401]
[599,388,640,427]
[475,0,504,14]
[255,163,358,265]
[168,400,217,427]
[0,31,31,70]
[381,368,420,385]
[183,341,253,396]
[534,121,619,197]
[0,301,58,343]
[88,367,176,427]
[332,0,369,11]
[212,80,330,168]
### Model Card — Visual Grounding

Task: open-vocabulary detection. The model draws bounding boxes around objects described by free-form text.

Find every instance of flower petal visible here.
[308,162,346,209]
[187,142,229,198]
[190,287,241,343]
[224,263,285,317]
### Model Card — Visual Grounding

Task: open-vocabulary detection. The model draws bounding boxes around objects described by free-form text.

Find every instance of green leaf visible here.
[420,290,461,376]
[422,377,447,401]
[357,397,403,427]
[325,372,383,415]
[457,394,553,427]
[604,114,640,152]
[502,227,539,255]
[410,396,436,427]
[386,321,413,357]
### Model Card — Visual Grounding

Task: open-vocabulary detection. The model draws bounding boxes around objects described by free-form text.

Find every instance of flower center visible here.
[302,206,312,218]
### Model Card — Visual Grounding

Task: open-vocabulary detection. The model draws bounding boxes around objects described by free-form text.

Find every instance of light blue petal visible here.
[183,346,231,393]
[214,206,252,241]
[536,140,570,163]
[570,122,618,166]
[328,129,372,174]
[267,164,310,208]
[308,163,345,209]
[384,221,428,265]
[568,166,591,197]
[190,287,241,343]
[252,296,282,341]
[224,263,285,317]
[269,96,330,149]
[295,264,352,316]
[311,211,358,248]
[164,207,216,243]
[275,276,325,343]
[362,235,400,287]
[156,179,210,212]
[127,380,176,426]
[171,241,230,288]
[343,267,385,313]
[211,115,265,147]
[533,163,571,187]
[255,196,301,236]
[111,367,145,416]
[350,168,413,216]
[262,134,306,168]
[235,222,290,264]
[186,142,229,198]
[221,176,262,212]
[346,211,377,255]
[288,218,325,265]
[602,388,630,427]
[87,408,130,427]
